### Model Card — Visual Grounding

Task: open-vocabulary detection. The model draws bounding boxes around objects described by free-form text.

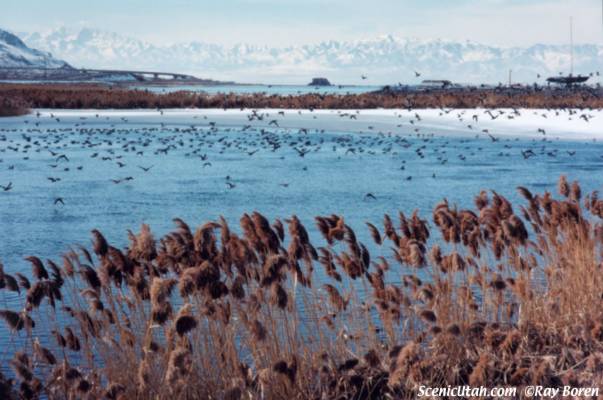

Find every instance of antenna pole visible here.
[570,16,574,75]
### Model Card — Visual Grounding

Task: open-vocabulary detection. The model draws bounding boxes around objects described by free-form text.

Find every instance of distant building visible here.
[308,77,332,86]
[420,80,452,88]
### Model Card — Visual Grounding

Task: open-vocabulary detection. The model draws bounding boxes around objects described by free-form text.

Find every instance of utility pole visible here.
[508,69,512,86]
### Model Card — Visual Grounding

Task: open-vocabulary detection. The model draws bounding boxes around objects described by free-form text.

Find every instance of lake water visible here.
[131,84,382,95]
[0,108,602,358]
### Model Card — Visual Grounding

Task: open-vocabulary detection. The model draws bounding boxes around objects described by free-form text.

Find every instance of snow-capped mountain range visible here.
[0,29,69,69]
[11,27,603,84]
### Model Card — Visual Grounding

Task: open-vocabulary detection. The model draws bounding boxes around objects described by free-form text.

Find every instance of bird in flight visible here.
[54,197,65,206]
[226,182,236,189]
[521,149,536,159]
[0,182,13,192]
[138,165,154,172]
[365,193,377,200]
[414,71,421,77]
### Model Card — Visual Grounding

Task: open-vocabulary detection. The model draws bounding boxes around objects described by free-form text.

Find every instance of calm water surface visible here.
[0,110,601,358]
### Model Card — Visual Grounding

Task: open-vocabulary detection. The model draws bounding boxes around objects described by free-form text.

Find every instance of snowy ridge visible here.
[17,28,603,84]
[0,29,69,69]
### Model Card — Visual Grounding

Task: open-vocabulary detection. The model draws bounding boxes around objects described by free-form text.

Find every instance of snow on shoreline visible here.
[3,108,602,141]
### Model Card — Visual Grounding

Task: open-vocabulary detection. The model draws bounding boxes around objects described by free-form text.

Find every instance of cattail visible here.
[224,387,242,400]
[10,359,32,382]
[484,327,505,349]
[469,353,490,386]
[33,340,56,365]
[230,276,246,299]
[517,186,533,202]
[273,219,285,242]
[52,330,66,348]
[26,283,46,309]
[363,349,381,368]
[64,366,82,383]
[3,274,19,293]
[80,265,101,291]
[389,342,420,388]
[570,180,581,202]
[65,327,81,352]
[77,379,91,394]
[321,315,335,330]
[490,275,507,291]
[174,304,197,336]
[446,324,461,336]
[0,310,23,331]
[151,302,172,325]
[474,190,489,210]
[500,329,521,355]
[250,319,267,342]
[62,255,75,277]
[150,278,176,305]
[208,281,229,299]
[273,360,288,374]
[449,251,465,271]
[558,175,569,197]
[270,283,288,309]
[419,309,437,323]
[430,325,442,335]
[172,311,200,336]
[323,284,346,311]
[91,229,109,257]
[429,245,442,267]
[366,222,382,245]
[166,346,192,384]
[338,358,359,372]
[25,256,48,280]
[408,241,425,267]
[104,383,126,400]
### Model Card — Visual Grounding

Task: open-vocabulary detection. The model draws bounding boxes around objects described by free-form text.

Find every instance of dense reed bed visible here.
[0,95,30,117]
[1,83,603,111]
[0,176,602,399]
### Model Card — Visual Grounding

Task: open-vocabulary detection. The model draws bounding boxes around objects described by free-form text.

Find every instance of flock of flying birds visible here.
[0,106,598,206]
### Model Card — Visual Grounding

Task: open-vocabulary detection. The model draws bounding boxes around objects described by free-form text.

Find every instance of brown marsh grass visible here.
[1,83,603,111]
[0,176,602,399]
[0,95,30,117]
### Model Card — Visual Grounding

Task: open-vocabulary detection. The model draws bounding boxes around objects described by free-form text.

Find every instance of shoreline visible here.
[2,83,603,115]
[4,107,602,141]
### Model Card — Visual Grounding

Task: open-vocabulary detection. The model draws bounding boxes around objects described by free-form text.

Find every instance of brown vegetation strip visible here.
[0,176,602,398]
[1,83,603,115]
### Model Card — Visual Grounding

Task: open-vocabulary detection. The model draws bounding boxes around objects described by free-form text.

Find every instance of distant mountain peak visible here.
[0,29,29,48]
[0,28,70,69]
[17,27,603,85]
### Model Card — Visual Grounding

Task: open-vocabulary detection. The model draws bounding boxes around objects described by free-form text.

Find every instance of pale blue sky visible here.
[3,0,603,46]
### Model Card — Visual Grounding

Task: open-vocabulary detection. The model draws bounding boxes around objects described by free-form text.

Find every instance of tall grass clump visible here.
[0,176,602,399]
[0,95,30,117]
[1,83,602,110]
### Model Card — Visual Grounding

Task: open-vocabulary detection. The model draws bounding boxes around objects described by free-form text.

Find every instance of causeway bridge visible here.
[0,66,198,81]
